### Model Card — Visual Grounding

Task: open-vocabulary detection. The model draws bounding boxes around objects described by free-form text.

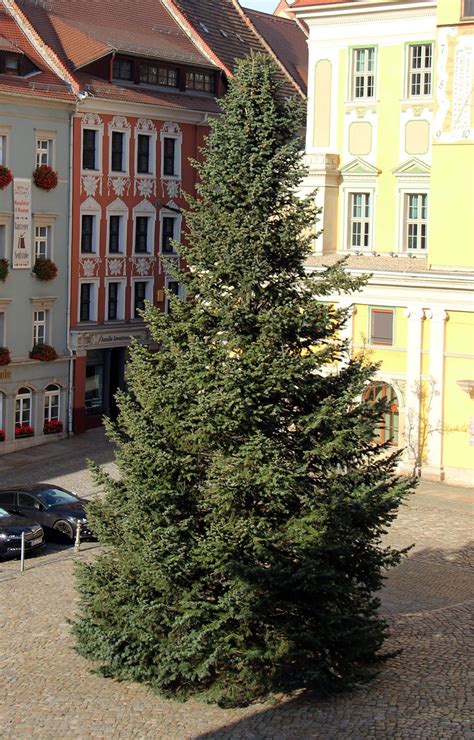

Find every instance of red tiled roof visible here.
[291,0,356,7]
[244,8,307,94]
[166,0,303,97]
[17,0,216,70]
[0,5,75,101]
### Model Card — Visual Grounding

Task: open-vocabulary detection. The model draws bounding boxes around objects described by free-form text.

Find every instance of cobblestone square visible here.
[1,430,473,738]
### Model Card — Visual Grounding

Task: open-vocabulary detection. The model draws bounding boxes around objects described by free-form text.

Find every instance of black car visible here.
[0,486,94,544]
[0,506,45,558]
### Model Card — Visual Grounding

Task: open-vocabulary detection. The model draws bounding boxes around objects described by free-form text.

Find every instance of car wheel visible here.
[53,519,75,542]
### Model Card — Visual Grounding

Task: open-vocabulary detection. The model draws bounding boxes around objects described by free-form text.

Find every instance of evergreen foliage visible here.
[73,54,413,707]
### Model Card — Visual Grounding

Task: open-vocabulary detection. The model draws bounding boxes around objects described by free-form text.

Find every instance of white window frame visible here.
[0,126,10,167]
[160,123,182,180]
[109,125,130,176]
[106,198,128,255]
[404,192,428,253]
[35,131,55,168]
[81,115,103,175]
[80,197,101,255]
[132,200,156,255]
[44,384,61,423]
[33,308,49,346]
[350,47,376,102]
[0,214,10,259]
[78,279,99,323]
[33,214,55,260]
[105,278,126,321]
[164,277,184,315]
[406,43,433,100]
[395,172,430,255]
[344,190,374,251]
[131,277,153,320]
[134,127,157,178]
[15,387,33,428]
[159,206,182,255]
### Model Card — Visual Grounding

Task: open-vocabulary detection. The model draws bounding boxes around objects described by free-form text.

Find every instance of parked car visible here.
[0,486,94,544]
[0,506,45,559]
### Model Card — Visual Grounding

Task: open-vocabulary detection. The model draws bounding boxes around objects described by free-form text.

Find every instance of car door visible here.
[0,491,16,513]
[17,492,48,527]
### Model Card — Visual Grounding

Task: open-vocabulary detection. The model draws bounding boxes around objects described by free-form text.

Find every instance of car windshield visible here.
[34,488,78,507]
[0,507,11,518]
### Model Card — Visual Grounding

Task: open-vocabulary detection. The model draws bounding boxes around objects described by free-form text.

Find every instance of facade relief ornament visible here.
[162,178,181,199]
[109,115,130,132]
[131,257,154,276]
[136,118,156,133]
[161,121,181,136]
[107,257,126,277]
[135,178,156,198]
[80,258,100,278]
[81,175,102,197]
[82,113,102,127]
[107,176,130,197]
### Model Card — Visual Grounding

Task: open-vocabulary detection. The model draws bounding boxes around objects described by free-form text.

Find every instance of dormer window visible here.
[0,52,38,77]
[112,58,133,81]
[185,70,215,93]
[140,63,178,88]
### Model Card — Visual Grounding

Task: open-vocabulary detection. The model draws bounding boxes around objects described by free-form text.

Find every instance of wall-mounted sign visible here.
[0,369,11,380]
[13,178,32,269]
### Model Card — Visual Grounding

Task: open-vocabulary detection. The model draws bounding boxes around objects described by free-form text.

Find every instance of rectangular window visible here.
[185,70,215,93]
[137,134,151,174]
[34,225,50,259]
[352,48,375,100]
[81,214,95,253]
[134,281,147,318]
[36,139,52,167]
[165,280,180,315]
[0,134,8,166]
[113,58,133,80]
[408,44,432,98]
[80,283,92,322]
[33,310,47,345]
[140,63,178,87]
[462,0,474,18]
[161,216,176,254]
[107,282,120,321]
[109,215,122,253]
[0,223,6,258]
[44,389,60,423]
[163,137,176,176]
[82,128,97,170]
[370,309,394,346]
[349,193,371,249]
[111,131,124,172]
[86,358,104,413]
[405,193,428,252]
[135,217,149,253]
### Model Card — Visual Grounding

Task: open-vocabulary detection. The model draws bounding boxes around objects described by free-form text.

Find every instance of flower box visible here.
[33,164,58,191]
[33,257,58,281]
[0,429,5,442]
[15,423,34,438]
[0,347,11,366]
[30,343,58,362]
[0,258,9,282]
[43,419,63,435]
[0,166,13,190]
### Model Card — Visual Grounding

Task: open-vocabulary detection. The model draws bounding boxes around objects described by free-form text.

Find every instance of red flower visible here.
[0,429,5,442]
[33,258,58,281]
[43,419,63,434]
[33,165,58,191]
[0,166,13,190]
[30,343,58,362]
[0,347,11,366]
[15,423,34,438]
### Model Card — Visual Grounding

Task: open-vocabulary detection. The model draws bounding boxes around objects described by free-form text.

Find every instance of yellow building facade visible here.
[293,0,474,485]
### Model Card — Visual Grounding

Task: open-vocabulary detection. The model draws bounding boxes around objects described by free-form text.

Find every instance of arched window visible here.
[44,384,60,422]
[15,387,33,436]
[364,382,399,446]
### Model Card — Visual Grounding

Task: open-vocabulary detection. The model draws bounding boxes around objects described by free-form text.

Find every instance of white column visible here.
[426,307,448,478]
[403,306,425,470]
[339,301,355,369]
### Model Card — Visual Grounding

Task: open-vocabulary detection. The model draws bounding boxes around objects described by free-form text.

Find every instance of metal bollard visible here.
[75,520,81,553]
[20,531,25,572]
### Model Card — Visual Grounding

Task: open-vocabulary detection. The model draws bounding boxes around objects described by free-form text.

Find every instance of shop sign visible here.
[0,368,11,380]
[13,178,32,269]
[75,330,148,349]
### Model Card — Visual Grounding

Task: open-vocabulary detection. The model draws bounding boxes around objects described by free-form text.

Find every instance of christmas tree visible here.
[73,54,412,707]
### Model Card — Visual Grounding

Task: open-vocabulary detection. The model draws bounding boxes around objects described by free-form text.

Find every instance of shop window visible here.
[85,354,104,414]
[364,382,399,445]
[44,384,60,422]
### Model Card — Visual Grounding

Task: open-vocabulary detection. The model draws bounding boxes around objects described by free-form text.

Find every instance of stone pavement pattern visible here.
[1,430,473,738]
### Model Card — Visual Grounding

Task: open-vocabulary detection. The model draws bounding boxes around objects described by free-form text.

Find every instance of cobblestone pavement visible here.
[1,430,473,738]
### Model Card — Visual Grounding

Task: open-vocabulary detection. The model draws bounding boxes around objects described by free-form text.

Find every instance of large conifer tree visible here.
[73,55,412,707]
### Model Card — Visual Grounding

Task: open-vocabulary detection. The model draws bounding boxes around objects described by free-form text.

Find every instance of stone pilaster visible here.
[403,305,425,469]
[425,307,448,479]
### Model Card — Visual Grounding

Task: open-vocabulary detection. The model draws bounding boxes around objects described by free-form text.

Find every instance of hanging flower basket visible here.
[0,429,5,442]
[32,257,58,281]
[30,343,58,362]
[0,347,11,366]
[33,164,58,191]
[15,423,34,438]
[0,166,13,190]
[43,419,63,435]
[0,258,9,282]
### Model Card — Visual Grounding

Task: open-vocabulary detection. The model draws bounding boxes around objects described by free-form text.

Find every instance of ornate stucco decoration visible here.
[80,258,101,278]
[135,178,156,198]
[131,257,154,276]
[107,177,130,197]
[82,113,103,127]
[136,118,157,133]
[107,257,126,277]
[108,115,130,133]
[81,175,102,197]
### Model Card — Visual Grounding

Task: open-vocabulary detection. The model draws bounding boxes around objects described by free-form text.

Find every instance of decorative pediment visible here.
[392,158,431,177]
[340,157,381,177]
[106,197,128,214]
[81,196,100,211]
[133,199,156,214]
